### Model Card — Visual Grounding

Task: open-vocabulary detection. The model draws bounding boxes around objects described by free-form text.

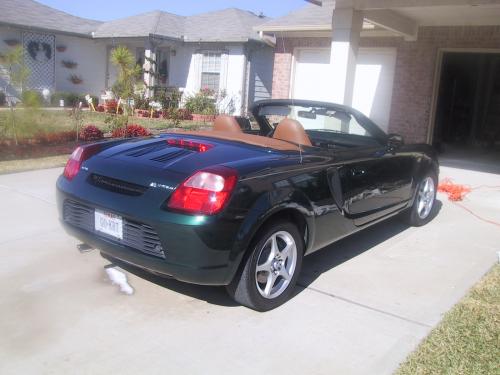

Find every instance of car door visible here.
[329,113,415,226]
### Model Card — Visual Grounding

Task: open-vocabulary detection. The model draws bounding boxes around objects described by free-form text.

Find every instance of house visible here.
[0,0,274,115]
[256,0,500,156]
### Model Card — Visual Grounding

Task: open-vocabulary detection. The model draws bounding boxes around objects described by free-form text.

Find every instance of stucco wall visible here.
[54,34,107,95]
[173,43,247,115]
[0,26,107,97]
[271,26,500,143]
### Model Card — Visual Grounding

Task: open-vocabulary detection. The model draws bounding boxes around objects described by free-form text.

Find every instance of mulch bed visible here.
[0,142,78,162]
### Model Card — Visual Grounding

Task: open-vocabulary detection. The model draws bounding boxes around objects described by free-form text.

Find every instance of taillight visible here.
[63,144,101,180]
[166,138,213,152]
[168,167,238,215]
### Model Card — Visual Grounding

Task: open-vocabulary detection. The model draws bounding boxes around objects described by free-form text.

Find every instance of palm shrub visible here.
[109,46,143,135]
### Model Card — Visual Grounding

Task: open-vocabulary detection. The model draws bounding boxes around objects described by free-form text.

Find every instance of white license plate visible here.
[95,209,123,240]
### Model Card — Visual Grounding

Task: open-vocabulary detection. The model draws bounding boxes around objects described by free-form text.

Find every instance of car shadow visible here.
[106,258,239,307]
[294,200,442,296]
[109,201,442,308]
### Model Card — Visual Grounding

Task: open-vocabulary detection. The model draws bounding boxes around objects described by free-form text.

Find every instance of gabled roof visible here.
[93,11,185,39]
[0,0,269,43]
[183,8,268,42]
[0,0,101,36]
[256,3,334,32]
[94,8,268,42]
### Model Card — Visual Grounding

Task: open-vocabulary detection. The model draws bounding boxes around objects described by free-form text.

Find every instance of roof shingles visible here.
[0,0,268,42]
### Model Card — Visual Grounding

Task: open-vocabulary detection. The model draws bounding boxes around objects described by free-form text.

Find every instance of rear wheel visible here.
[226,221,303,311]
[405,172,437,226]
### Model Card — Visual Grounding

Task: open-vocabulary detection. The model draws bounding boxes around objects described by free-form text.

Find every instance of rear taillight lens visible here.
[63,144,101,180]
[168,167,238,215]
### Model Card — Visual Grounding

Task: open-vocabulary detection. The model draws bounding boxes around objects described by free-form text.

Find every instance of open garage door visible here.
[292,48,396,131]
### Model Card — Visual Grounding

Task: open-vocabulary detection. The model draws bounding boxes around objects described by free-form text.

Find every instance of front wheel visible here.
[405,172,438,226]
[226,221,304,311]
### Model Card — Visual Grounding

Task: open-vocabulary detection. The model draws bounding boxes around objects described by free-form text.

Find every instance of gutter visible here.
[0,22,96,39]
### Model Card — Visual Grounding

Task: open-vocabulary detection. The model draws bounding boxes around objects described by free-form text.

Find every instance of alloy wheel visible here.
[417,177,435,219]
[255,231,298,299]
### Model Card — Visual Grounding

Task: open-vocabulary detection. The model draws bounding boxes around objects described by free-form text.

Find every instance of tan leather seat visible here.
[273,118,312,146]
[213,115,243,133]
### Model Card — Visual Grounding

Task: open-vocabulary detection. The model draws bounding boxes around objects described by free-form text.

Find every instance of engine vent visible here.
[89,174,148,196]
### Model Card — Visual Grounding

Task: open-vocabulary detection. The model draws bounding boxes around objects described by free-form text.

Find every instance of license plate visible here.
[95,209,123,240]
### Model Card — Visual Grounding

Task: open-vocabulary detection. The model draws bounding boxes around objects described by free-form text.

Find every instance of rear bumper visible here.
[57,182,243,286]
[61,222,234,285]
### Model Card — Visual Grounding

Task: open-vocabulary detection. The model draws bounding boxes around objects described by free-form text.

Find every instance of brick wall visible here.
[271,26,500,143]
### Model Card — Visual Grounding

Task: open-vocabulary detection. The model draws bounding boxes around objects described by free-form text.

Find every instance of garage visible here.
[291,47,396,132]
[432,51,500,168]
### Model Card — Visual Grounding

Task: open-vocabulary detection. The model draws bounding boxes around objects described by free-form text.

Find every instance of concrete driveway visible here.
[1,166,499,375]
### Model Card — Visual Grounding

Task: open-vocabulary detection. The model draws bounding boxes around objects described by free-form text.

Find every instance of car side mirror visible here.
[387,133,404,149]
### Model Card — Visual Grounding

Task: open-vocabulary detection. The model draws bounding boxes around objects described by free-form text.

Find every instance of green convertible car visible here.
[57,99,439,311]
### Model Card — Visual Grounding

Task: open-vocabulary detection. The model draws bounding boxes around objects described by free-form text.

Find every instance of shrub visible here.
[0,92,5,106]
[112,124,151,138]
[163,107,192,120]
[21,90,42,108]
[184,89,216,115]
[79,125,104,141]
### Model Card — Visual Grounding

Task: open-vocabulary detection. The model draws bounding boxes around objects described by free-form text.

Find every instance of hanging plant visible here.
[68,74,83,84]
[62,60,78,69]
[56,45,67,52]
[4,39,20,47]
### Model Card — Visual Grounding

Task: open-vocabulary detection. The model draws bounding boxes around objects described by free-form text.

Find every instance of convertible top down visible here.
[57,99,439,311]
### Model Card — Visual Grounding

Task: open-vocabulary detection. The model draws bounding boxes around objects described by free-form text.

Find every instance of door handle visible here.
[351,168,366,177]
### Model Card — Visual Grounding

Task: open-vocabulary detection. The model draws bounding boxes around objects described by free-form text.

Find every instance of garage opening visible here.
[433,52,500,171]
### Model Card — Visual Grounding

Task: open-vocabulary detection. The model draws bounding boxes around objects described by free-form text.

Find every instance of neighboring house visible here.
[256,0,500,151]
[0,0,274,114]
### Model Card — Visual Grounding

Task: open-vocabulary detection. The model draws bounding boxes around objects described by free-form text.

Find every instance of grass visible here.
[0,108,210,140]
[396,264,500,375]
[0,154,69,174]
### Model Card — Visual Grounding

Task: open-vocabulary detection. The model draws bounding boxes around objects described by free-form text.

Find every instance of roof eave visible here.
[255,24,330,32]
[0,21,94,38]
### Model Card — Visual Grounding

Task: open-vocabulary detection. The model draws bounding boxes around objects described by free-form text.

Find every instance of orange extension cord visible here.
[437,178,500,227]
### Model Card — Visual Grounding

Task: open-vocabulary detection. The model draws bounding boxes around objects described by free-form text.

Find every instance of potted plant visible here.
[61,60,78,69]
[68,74,83,84]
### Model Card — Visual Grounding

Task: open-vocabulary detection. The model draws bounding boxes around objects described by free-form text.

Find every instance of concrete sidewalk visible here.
[0,166,498,375]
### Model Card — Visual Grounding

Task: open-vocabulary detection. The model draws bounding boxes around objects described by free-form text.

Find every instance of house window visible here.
[201,52,222,92]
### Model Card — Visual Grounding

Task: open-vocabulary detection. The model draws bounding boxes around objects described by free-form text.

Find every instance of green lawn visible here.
[396,264,500,375]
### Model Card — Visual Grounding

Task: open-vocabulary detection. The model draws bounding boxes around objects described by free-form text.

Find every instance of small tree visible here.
[0,46,30,145]
[109,46,142,135]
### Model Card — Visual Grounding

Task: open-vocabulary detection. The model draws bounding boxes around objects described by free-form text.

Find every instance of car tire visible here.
[226,221,304,312]
[404,171,438,227]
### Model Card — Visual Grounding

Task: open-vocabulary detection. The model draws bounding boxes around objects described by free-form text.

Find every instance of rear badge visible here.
[149,182,175,190]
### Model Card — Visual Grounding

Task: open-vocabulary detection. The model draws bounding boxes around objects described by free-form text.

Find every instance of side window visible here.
[201,52,221,92]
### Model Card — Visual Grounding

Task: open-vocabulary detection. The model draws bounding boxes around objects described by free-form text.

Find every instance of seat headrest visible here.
[213,115,243,133]
[273,118,312,147]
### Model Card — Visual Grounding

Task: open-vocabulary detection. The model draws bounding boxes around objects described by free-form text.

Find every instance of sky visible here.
[36,0,307,21]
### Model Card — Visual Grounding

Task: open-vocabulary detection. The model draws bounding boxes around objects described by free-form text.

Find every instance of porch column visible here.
[329,7,363,106]
[143,41,156,98]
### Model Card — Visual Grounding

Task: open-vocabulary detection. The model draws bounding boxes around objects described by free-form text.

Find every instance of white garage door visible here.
[292,48,396,131]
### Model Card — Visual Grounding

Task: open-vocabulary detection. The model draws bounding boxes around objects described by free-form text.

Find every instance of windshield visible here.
[258,104,371,137]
